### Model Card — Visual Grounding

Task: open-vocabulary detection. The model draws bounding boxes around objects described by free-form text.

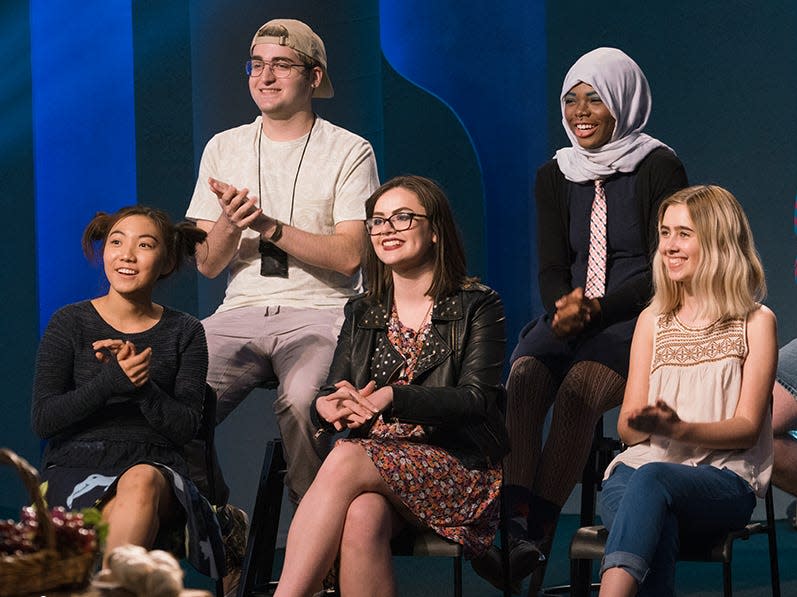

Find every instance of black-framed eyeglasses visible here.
[245,59,307,79]
[365,212,428,235]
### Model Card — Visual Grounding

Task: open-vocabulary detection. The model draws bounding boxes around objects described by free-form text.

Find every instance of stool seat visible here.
[391,528,463,558]
[391,528,464,597]
[569,525,609,561]
[680,522,767,562]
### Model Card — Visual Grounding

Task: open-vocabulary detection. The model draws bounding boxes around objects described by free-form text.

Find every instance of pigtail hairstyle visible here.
[651,185,766,321]
[172,220,207,265]
[82,212,115,262]
[81,206,208,280]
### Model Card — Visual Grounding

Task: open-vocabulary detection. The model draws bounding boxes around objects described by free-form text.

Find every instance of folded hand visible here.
[317,380,380,431]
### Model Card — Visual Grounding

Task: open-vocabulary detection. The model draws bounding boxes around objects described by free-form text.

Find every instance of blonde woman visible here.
[597,186,776,596]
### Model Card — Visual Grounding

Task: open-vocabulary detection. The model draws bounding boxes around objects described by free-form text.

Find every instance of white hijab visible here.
[554,47,673,183]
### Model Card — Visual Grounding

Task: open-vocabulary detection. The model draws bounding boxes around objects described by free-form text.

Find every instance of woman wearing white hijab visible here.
[473,48,688,592]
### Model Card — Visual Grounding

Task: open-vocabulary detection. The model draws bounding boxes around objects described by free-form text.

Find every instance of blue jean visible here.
[777,338,797,399]
[598,462,756,597]
[776,339,797,440]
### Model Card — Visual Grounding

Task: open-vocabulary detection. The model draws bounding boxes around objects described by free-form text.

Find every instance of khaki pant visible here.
[203,304,345,500]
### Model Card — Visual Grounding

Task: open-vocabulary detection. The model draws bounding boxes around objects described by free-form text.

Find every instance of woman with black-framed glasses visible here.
[273,175,510,597]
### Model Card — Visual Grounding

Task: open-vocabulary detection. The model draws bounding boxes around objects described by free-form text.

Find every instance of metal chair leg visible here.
[499,484,512,597]
[722,559,732,597]
[571,557,593,597]
[453,554,462,597]
[764,485,781,597]
[238,439,286,597]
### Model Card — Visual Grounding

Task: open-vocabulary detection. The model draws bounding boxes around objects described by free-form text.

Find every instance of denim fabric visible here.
[598,462,756,597]
[777,338,797,399]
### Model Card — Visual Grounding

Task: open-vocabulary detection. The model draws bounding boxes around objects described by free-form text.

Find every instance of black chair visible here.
[238,438,286,597]
[390,494,512,597]
[391,528,466,597]
[191,381,282,595]
[567,480,781,597]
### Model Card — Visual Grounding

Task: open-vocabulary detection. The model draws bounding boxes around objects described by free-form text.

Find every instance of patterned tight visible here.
[504,356,625,539]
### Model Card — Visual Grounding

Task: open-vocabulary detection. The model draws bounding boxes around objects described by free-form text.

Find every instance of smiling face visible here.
[564,82,616,149]
[248,43,321,120]
[103,215,167,299]
[658,203,700,285]
[369,187,437,275]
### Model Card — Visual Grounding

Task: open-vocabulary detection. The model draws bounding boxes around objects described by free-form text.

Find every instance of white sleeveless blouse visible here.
[605,311,772,497]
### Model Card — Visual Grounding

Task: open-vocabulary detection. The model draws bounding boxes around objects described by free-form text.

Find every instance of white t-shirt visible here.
[187,116,379,312]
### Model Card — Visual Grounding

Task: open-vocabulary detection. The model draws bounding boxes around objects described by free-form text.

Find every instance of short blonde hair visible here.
[651,185,766,320]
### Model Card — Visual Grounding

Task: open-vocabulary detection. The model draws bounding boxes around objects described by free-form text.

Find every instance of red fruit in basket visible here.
[77,527,97,553]
[47,509,98,555]
[0,504,100,557]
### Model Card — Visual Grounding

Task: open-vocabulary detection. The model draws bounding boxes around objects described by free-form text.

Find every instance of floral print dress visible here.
[341,307,502,558]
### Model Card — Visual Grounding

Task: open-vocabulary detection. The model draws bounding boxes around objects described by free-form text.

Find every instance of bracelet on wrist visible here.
[268,220,284,243]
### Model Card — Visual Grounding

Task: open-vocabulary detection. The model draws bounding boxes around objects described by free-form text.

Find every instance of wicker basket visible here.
[0,448,97,596]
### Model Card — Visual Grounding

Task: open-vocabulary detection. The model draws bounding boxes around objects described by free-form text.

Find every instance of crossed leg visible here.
[338,493,405,597]
[274,442,405,597]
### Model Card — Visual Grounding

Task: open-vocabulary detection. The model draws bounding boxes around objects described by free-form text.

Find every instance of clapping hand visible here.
[208,178,276,237]
[93,339,152,387]
[627,400,682,437]
[551,287,593,338]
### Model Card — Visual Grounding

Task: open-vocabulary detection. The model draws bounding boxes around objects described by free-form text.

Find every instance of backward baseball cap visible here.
[250,18,334,99]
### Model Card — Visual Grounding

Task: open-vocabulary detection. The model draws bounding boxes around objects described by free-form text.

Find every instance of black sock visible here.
[527,495,561,541]
[504,484,532,538]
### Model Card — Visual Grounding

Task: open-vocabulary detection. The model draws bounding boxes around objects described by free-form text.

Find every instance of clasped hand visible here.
[551,287,596,338]
[627,399,682,437]
[93,339,151,387]
[316,380,391,431]
[208,177,277,238]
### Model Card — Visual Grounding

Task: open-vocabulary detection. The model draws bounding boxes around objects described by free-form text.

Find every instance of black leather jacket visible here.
[312,283,510,469]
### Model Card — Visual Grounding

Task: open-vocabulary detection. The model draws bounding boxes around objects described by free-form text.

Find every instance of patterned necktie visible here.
[585,179,607,299]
